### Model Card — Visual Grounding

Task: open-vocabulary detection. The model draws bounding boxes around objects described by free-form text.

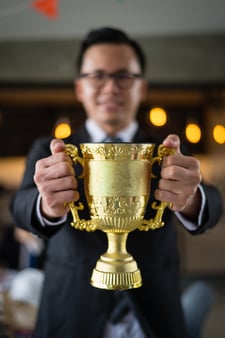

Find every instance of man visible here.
[11,27,222,338]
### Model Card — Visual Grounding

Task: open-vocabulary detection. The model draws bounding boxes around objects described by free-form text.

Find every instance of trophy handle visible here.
[65,144,97,232]
[138,145,176,231]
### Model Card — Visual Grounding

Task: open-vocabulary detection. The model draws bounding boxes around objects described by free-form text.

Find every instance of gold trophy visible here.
[65,143,175,290]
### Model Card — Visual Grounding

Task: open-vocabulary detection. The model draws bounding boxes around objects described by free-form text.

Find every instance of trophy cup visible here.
[65,143,175,290]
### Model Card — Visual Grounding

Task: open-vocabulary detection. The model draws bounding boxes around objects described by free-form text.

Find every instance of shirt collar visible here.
[85,118,138,142]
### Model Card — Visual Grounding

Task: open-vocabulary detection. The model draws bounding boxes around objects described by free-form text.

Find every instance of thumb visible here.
[162,134,181,154]
[50,138,66,155]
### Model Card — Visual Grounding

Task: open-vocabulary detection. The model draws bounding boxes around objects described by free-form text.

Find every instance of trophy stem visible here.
[107,232,128,256]
[90,232,142,290]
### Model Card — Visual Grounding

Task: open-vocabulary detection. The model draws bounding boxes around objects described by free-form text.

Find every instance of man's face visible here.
[75,43,147,134]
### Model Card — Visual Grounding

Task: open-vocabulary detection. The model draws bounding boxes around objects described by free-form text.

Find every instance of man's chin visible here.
[103,118,122,127]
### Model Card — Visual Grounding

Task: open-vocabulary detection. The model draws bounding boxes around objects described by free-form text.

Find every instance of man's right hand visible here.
[34,138,80,220]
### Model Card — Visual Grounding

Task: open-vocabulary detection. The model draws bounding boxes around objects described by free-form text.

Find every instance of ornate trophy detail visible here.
[65,143,175,290]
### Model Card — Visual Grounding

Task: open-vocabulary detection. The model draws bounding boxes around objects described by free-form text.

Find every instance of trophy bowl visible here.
[65,143,175,290]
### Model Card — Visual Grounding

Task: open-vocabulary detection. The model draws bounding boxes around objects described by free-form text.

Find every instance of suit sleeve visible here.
[10,137,64,239]
[189,181,223,234]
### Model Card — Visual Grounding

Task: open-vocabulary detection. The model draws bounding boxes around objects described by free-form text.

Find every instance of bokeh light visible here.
[213,124,225,144]
[149,107,167,127]
[54,122,71,139]
[185,123,201,143]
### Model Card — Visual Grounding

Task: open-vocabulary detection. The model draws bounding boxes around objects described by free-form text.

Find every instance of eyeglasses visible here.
[78,70,142,89]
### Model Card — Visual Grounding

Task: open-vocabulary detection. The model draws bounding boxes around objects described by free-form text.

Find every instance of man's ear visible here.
[140,80,148,102]
[74,79,82,102]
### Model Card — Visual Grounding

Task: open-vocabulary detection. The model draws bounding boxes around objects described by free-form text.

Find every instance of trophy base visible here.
[90,249,142,290]
[90,268,142,290]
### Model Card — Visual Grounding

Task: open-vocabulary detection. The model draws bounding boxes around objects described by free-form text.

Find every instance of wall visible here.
[0,34,225,84]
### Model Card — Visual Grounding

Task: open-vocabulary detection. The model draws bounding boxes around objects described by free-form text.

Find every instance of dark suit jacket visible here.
[11,127,222,338]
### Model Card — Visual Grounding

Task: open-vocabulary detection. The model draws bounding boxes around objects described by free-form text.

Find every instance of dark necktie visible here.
[109,291,130,323]
[103,136,123,143]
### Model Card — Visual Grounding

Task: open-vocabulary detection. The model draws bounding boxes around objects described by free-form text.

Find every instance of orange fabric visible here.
[31,0,58,19]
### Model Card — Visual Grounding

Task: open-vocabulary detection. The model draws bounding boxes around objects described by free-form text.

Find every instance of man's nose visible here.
[102,76,119,91]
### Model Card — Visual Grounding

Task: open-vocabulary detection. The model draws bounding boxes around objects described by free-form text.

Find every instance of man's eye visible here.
[92,73,104,80]
[117,73,130,80]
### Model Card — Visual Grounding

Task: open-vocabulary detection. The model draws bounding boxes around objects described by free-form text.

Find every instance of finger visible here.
[162,154,201,173]
[40,189,80,218]
[160,167,201,187]
[50,138,66,155]
[162,134,181,154]
[43,175,78,193]
[154,188,186,212]
[158,176,199,196]
[37,173,79,217]
[35,152,73,172]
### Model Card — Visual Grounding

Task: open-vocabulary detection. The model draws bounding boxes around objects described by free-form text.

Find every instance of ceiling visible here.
[1,0,225,41]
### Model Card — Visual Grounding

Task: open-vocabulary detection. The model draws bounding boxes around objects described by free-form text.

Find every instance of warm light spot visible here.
[213,124,225,144]
[149,107,167,126]
[185,123,201,143]
[54,122,71,139]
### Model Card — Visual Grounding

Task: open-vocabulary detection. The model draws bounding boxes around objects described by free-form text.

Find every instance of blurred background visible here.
[0,0,225,337]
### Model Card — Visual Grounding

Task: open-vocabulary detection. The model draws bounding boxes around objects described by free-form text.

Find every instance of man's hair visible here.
[76,27,146,75]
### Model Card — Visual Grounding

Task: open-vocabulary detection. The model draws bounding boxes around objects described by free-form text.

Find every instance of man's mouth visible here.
[98,100,123,111]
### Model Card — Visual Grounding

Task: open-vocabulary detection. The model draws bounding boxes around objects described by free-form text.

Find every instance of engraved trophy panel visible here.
[81,143,153,233]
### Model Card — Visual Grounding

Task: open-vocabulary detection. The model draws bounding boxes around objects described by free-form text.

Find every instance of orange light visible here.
[54,122,71,139]
[149,107,167,127]
[185,123,201,143]
[213,124,225,144]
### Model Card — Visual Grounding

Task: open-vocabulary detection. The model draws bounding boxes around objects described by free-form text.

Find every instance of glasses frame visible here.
[78,70,143,90]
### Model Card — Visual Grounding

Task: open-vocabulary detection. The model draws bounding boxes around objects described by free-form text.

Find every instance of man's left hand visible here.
[155,134,202,221]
